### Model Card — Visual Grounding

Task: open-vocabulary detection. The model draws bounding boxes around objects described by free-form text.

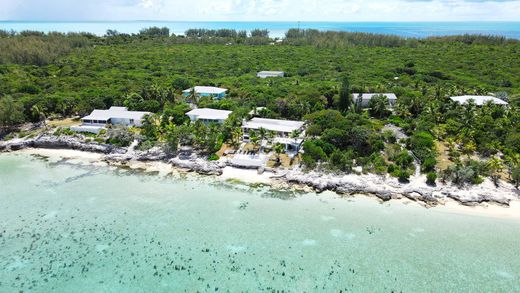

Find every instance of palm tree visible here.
[192,121,208,149]
[355,93,363,113]
[290,130,301,139]
[368,94,389,118]
[504,153,520,181]
[188,87,198,104]
[488,156,505,187]
[231,127,243,148]
[249,130,259,151]
[31,105,46,126]
[258,127,267,148]
[273,143,285,167]
[267,130,276,144]
[461,140,476,158]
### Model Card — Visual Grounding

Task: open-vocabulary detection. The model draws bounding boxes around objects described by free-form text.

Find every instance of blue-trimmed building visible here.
[183,86,228,100]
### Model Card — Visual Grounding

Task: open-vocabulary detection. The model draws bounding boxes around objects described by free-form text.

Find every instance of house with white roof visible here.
[257,71,285,78]
[185,108,232,124]
[352,93,398,108]
[71,107,151,134]
[182,86,228,99]
[242,117,306,153]
[450,95,508,106]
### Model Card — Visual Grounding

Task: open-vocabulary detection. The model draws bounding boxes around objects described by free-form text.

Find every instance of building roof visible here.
[273,137,304,146]
[186,108,232,121]
[182,86,228,95]
[352,93,398,100]
[82,107,151,121]
[450,95,508,106]
[242,118,305,133]
[257,71,284,75]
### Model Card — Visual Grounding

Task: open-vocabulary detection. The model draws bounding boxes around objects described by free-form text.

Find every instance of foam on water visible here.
[1,153,519,292]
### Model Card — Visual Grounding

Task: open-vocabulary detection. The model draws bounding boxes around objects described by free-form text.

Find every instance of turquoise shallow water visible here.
[1,21,520,39]
[0,153,519,292]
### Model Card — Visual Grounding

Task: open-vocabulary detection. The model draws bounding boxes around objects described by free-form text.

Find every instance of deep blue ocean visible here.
[1,21,519,39]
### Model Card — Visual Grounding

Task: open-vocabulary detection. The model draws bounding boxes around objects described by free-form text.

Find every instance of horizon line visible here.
[2,20,520,23]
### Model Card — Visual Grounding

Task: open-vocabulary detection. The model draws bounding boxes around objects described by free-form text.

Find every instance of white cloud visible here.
[1,0,519,21]
[139,0,155,9]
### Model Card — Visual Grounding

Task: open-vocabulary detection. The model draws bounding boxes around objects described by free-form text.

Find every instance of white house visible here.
[242,118,306,153]
[71,107,151,134]
[182,86,228,99]
[352,93,398,108]
[257,71,285,78]
[185,108,232,124]
[450,95,508,106]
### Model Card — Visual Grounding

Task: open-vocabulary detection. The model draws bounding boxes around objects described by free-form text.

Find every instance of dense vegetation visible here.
[0,27,519,186]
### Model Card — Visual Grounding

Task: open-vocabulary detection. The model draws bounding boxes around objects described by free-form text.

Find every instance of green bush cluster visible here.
[0,28,518,186]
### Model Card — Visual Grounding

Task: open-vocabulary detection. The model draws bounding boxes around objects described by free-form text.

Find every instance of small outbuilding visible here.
[185,108,232,124]
[450,95,508,106]
[182,86,228,99]
[257,71,285,78]
[352,93,398,108]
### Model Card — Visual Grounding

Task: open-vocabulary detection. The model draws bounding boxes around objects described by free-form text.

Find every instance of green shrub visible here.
[395,151,414,168]
[397,168,410,183]
[302,140,327,166]
[426,172,437,185]
[409,131,435,162]
[422,156,437,172]
[53,127,74,136]
[138,139,156,151]
[106,126,134,147]
[302,154,317,169]
[329,149,353,172]
[512,167,520,189]
[208,154,219,161]
[440,160,487,186]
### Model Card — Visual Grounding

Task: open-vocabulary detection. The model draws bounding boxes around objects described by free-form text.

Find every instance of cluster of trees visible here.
[139,27,171,37]
[302,109,385,171]
[138,102,249,156]
[0,31,93,65]
[284,29,519,48]
[0,28,519,186]
[285,29,412,48]
[184,28,270,39]
[0,96,25,128]
[425,34,518,45]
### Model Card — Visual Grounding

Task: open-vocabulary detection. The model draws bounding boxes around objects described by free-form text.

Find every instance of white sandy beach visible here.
[11,147,520,219]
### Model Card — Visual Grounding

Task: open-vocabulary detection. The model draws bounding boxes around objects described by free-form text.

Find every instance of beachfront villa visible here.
[182,86,228,100]
[450,95,508,106]
[71,107,151,134]
[242,118,306,153]
[352,93,398,108]
[257,71,285,78]
[185,108,232,124]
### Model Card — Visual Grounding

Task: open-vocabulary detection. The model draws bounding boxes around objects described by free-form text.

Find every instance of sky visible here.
[0,0,519,21]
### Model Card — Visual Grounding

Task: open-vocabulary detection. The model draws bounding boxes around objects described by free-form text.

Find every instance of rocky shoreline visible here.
[1,135,519,208]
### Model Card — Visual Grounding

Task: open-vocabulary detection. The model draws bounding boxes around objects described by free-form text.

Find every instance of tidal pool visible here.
[0,153,519,292]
